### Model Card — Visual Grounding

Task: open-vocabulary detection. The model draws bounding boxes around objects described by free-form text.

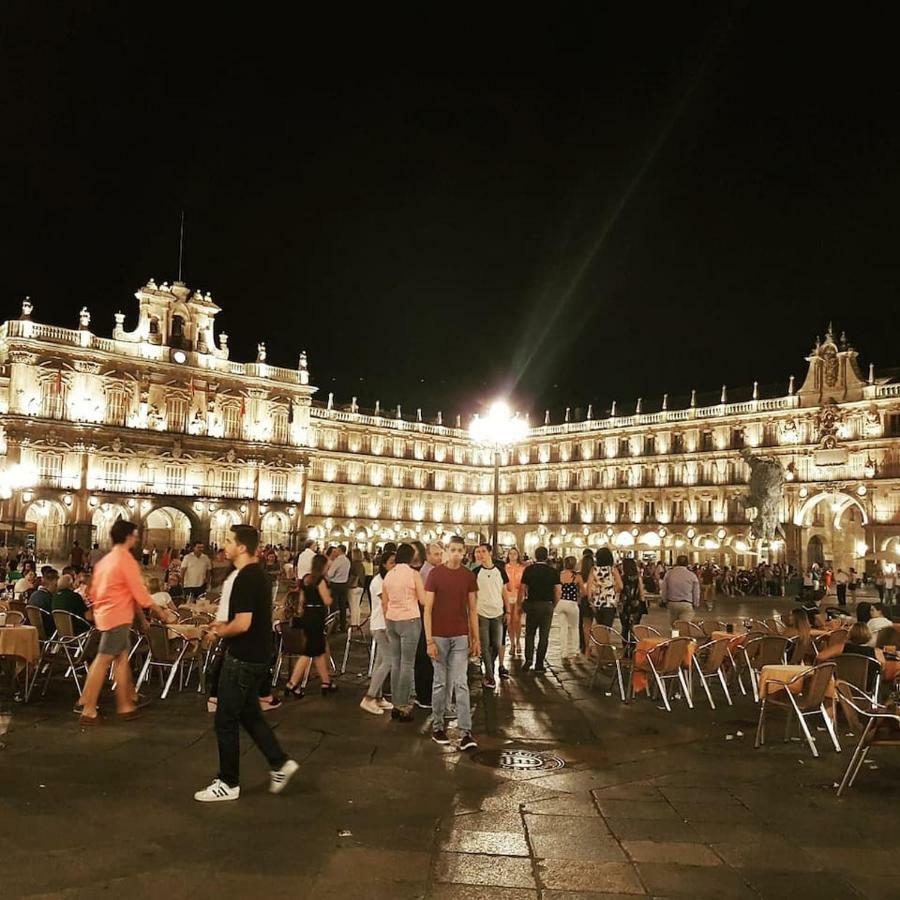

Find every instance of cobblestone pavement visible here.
[1,593,895,898]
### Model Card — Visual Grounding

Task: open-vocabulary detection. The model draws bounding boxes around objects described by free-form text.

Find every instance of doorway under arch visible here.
[91,503,131,550]
[25,499,68,559]
[145,506,192,556]
[209,508,242,550]
[260,510,291,547]
[807,535,826,568]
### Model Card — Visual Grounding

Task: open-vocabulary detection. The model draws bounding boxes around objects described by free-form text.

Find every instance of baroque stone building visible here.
[1,281,899,573]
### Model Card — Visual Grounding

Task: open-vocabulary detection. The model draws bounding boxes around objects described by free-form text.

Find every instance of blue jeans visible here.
[386,617,421,709]
[431,635,471,733]
[478,614,503,678]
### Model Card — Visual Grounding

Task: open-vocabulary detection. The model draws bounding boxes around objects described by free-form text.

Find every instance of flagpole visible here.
[178,210,185,281]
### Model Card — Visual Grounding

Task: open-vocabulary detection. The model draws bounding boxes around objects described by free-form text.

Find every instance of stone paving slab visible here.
[1,594,897,899]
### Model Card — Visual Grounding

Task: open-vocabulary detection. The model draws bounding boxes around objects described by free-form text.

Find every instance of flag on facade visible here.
[240,395,246,418]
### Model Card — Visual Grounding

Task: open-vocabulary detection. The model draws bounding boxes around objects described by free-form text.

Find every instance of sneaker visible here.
[269,759,300,794]
[360,696,384,716]
[414,699,432,709]
[376,698,393,710]
[458,732,478,751]
[194,778,240,803]
[498,666,510,680]
[206,698,218,713]
[483,676,496,690]
[431,729,451,745]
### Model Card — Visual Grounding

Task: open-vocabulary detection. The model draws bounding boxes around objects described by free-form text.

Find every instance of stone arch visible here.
[24,498,69,558]
[143,505,196,555]
[807,534,826,568]
[91,502,131,550]
[793,490,868,528]
[260,510,291,547]
[209,508,242,550]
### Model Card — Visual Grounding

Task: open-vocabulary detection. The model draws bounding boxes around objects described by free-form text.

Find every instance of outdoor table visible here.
[632,637,695,695]
[0,624,40,700]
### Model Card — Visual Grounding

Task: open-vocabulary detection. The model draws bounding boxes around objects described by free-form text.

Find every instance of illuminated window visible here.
[270,471,287,500]
[272,409,289,444]
[168,397,187,432]
[164,464,185,494]
[106,388,128,425]
[671,500,684,522]
[221,468,238,496]
[643,500,656,521]
[223,405,241,439]
[617,501,630,522]
[39,453,63,486]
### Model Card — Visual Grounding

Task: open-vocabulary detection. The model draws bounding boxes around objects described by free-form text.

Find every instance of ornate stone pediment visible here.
[74,360,101,374]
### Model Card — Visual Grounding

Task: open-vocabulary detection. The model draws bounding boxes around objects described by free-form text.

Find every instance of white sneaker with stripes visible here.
[194,778,240,803]
[269,759,300,794]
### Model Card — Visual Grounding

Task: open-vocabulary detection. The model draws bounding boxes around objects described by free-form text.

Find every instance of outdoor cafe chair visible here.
[700,619,727,637]
[742,635,792,702]
[673,620,705,639]
[813,629,848,658]
[834,653,882,705]
[135,623,199,699]
[47,610,93,697]
[588,624,630,701]
[632,624,661,641]
[637,636,695,712]
[0,609,25,626]
[8,598,27,616]
[271,620,307,689]
[764,617,786,634]
[835,681,900,796]
[754,661,840,758]
[297,610,341,691]
[691,638,733,709]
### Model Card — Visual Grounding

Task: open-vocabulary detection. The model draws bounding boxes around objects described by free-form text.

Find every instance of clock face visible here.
[173,350,187,364]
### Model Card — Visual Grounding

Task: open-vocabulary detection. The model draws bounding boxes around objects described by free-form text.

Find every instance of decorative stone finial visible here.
[690,389,696,407]
[114,311,125,328]
[636,398,642,415]
[720,385,727,404]
[868,363,875,384]
[662,393,668,410]
[456,414,461,428]
[416,408,422,422]
[788,375,795,395]
[437,410,443,425]
[21,297,33,319]
[610,400,617,417]
[586,404,593,420]
[544,410,550,425]
[752,380,758,400]
[350,396,358,413]
[219,332,229,347]
[298,350,308,371]
[396,404,402,419]
[374,400,381,416]
[327,392,333,410]
[564,407,570,423]
[256,342,267,363]
[78,307,91,330]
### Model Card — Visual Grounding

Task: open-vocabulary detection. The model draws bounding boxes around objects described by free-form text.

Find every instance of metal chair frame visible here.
[754,662,840,758]
[135,624,199,698]
[46,610,94,696]
[691,638,733,709]
[637,637,695,712]
[742,635,792,702]
[588,624,629,701]
[833,653,882,705]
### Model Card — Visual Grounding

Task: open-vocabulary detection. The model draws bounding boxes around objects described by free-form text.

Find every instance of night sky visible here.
[2,4,897,423]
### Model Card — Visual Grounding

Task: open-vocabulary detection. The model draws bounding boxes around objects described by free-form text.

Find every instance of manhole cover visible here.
[472,749,566,771]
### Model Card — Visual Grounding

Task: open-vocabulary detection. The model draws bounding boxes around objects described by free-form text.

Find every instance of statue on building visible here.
[78,307,91,330]
[21,297,33,319]
[257,342,267,363]
[739,448,786,542]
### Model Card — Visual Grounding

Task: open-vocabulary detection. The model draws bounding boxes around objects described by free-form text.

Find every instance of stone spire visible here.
[635,398,642,415]
[662,393,668,411]
[720,385,727,404]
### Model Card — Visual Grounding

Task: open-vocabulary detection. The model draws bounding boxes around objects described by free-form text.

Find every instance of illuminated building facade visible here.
[1,283,899,573]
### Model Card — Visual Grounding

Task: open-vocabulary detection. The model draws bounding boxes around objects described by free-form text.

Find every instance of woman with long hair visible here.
[359,550,396,715]
[556,556,581,659]
[786,607,814,665]
[285,553,335,697]
[591,547,622,628]
[619,557,645,653]
[504,548,525,657]
[576,551,595,654]
[381,543,426,721]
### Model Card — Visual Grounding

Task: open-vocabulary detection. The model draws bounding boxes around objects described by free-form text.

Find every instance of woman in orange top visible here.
[505,548,525,657]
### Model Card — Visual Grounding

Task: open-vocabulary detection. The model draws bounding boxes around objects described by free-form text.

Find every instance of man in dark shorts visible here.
[78,520,162,724]
[518,545,561,673]
[194,525,298,802]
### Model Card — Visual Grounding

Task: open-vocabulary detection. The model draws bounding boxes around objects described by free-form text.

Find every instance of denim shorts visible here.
[98,623,131,656]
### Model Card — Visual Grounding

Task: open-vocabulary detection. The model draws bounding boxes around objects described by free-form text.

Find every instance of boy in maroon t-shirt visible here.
[424,535,480,751]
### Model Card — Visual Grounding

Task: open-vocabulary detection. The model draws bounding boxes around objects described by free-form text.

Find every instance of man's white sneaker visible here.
[194,778,240,802]
[269,759,300,794]
[360,696,384,716]
[376,698,393,710]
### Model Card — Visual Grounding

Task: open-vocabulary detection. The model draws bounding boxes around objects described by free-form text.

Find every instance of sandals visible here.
[284,683,305,699]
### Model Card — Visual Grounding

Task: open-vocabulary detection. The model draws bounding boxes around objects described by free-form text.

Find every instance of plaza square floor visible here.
[1,592,897,899]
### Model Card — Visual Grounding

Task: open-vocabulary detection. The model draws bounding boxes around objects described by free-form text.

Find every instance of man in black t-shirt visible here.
[194,525,298,803]
[518,546,561,673]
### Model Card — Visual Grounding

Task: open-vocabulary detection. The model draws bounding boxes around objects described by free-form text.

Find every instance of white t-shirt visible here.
[475,565,506,618]
[835,571,850,585]
[296,547,315,580]
[151,590,173,608]
[868,616,893,642]
[181,553,212,588]
[216,570,239,623]
[369,573,386,631]
[14,577,32,595]
[884,574,897,589]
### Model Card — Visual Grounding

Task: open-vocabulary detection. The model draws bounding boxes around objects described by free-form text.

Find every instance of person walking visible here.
[835,568,850,607]
[284,553,335,698]
[424,535,479,750]
[555,556,581,660]
[700,563,716,612]
[519,545,560,673]
[381,543,426,721]
[504,548,525,658]
[180,542,211,601]
[660,554,700,623]
[591,547,621,628]
[194,525,298,802]
[359,550,396,715]
[472,543,509,689]
[326,544,351,631]
[618,557,646,653]
[77,520,162,725]
[413,541,443,709]
[576,552,595,654]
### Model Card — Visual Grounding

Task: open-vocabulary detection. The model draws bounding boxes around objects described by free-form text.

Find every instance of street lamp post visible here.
[469,401,529,555]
